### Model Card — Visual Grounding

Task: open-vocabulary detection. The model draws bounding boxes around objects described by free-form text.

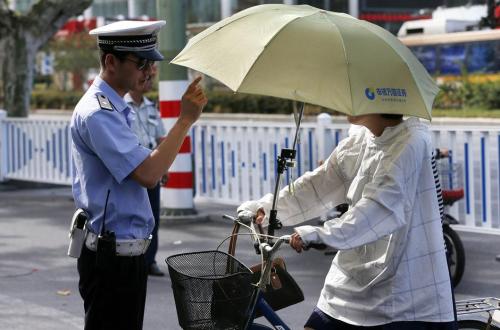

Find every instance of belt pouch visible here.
[67,209,88,258]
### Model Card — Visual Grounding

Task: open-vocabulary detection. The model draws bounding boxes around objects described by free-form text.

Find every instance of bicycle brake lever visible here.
[222,214,237,222]
[253,242,261,255]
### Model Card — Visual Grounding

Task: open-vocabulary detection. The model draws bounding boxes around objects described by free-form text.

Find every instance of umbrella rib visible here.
[389,38,440,117]
[180,11,261,51]
[400,57,439,120]
[181,6,318,53]
[237,11,320,91]
[323,13,354,115]
[353,20,438,119]
[371,24,434,114]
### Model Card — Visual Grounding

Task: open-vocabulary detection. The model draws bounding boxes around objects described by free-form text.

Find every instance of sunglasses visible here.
[125,57,155,71]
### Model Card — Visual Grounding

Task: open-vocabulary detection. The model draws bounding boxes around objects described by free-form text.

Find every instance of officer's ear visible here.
[99,50,111,70]
[104,53,117,71]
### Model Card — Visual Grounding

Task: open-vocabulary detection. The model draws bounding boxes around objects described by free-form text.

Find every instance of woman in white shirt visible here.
[237,113,457,330]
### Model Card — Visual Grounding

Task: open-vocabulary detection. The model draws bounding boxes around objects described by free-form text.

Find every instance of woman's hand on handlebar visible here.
[290,232,305,253]
[255,208,265,225]
[290,232,328,252]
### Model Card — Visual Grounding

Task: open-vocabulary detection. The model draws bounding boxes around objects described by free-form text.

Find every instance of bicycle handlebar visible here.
[223,214,328,251]
[223,214,328,290]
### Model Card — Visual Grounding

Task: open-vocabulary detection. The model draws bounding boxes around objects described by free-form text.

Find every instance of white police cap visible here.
[89,20,166,61]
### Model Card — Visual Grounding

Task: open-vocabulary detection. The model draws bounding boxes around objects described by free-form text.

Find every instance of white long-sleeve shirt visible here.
[238,118,454,326]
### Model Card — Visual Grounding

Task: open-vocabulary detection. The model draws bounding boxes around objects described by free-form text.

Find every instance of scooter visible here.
[441,184,466,288]
[435,148,466,288]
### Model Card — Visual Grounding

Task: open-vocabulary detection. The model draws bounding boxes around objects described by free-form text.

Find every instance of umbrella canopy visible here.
[172,4,440,120]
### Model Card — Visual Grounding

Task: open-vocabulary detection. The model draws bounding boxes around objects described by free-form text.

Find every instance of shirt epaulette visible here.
[96,93,114,111]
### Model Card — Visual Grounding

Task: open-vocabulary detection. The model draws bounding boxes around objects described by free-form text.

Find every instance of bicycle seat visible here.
[442,189,464,205]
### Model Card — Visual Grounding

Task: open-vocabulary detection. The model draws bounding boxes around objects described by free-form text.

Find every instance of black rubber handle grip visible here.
[304,243,327,250]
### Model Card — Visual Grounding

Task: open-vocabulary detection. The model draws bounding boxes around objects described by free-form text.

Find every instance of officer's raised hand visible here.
[179,76,207,126]
[131,76,207,188]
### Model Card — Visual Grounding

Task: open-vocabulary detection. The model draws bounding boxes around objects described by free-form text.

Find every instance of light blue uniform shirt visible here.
[71,76,153,239]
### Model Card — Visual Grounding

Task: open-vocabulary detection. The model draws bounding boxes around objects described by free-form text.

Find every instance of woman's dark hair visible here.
[381,114,403,120]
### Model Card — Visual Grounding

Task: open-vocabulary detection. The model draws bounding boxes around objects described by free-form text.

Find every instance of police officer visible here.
[71,20,206,330]
[125,65,166,276]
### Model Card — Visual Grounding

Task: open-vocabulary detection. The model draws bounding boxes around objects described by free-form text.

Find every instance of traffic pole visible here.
[157,0,196,215]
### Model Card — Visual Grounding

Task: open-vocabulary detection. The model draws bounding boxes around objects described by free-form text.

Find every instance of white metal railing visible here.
[0,112,72,185]
[430,127,500,230]
[1,110,500,232]
[191,115,349,205]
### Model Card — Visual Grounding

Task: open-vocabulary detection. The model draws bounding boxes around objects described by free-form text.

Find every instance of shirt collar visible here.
[372,117,421,144]
[143,96,154,106]
[92,76,129,113]
[123,93,134,105]
[123,93,154,107]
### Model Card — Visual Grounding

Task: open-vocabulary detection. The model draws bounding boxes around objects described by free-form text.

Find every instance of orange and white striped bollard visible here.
[159,80,196,215]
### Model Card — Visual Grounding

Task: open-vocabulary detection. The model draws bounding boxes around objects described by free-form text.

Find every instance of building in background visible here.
[358,0,487,34]
[89,0,493,35]
[7,0,490,34]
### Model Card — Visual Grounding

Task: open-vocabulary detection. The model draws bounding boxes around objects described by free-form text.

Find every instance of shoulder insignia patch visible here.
[97,94,114,111]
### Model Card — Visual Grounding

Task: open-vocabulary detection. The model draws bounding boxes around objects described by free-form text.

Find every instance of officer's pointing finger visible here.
[187,76,203,91]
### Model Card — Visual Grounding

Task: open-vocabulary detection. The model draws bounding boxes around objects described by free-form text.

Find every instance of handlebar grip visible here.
[303,243,327,251]
[236,211,254,225]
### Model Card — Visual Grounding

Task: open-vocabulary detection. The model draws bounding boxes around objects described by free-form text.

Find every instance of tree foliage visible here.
[0,0,93,117]
[46,32,99,91]
[49,32,99,73]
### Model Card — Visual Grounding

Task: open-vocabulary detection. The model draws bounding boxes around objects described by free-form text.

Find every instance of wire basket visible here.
[166,250,254,330]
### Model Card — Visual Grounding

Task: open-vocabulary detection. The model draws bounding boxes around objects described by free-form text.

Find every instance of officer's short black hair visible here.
[99,50,130,68]
[381,114,403,120]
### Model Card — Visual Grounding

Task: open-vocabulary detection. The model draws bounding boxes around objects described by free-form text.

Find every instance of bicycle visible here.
[456,297,500,329]
[166,214,500,330]
[166,213,321,330]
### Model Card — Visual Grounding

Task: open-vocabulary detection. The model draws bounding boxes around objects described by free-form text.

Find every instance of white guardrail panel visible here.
[0,110,7,182]
[3,117,72,185]
[430,126,500,232]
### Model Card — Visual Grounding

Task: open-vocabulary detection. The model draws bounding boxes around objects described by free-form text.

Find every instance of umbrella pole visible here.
[268,102,305,238]
[292,102,304,151]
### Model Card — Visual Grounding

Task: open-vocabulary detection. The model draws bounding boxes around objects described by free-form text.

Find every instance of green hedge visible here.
[434,80,500,110]
[148,90,340,115]
[31,90,83,110]
[32,89,335,115]
[147,90,333,114]
[32,80,500,113]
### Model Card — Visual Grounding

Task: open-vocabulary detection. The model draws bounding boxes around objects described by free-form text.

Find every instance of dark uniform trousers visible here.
[145,183,160,266]
[78,246,148,330]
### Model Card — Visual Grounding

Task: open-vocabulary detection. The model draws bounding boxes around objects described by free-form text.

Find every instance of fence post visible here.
[0,109,6,182]
[316,113,332,163]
